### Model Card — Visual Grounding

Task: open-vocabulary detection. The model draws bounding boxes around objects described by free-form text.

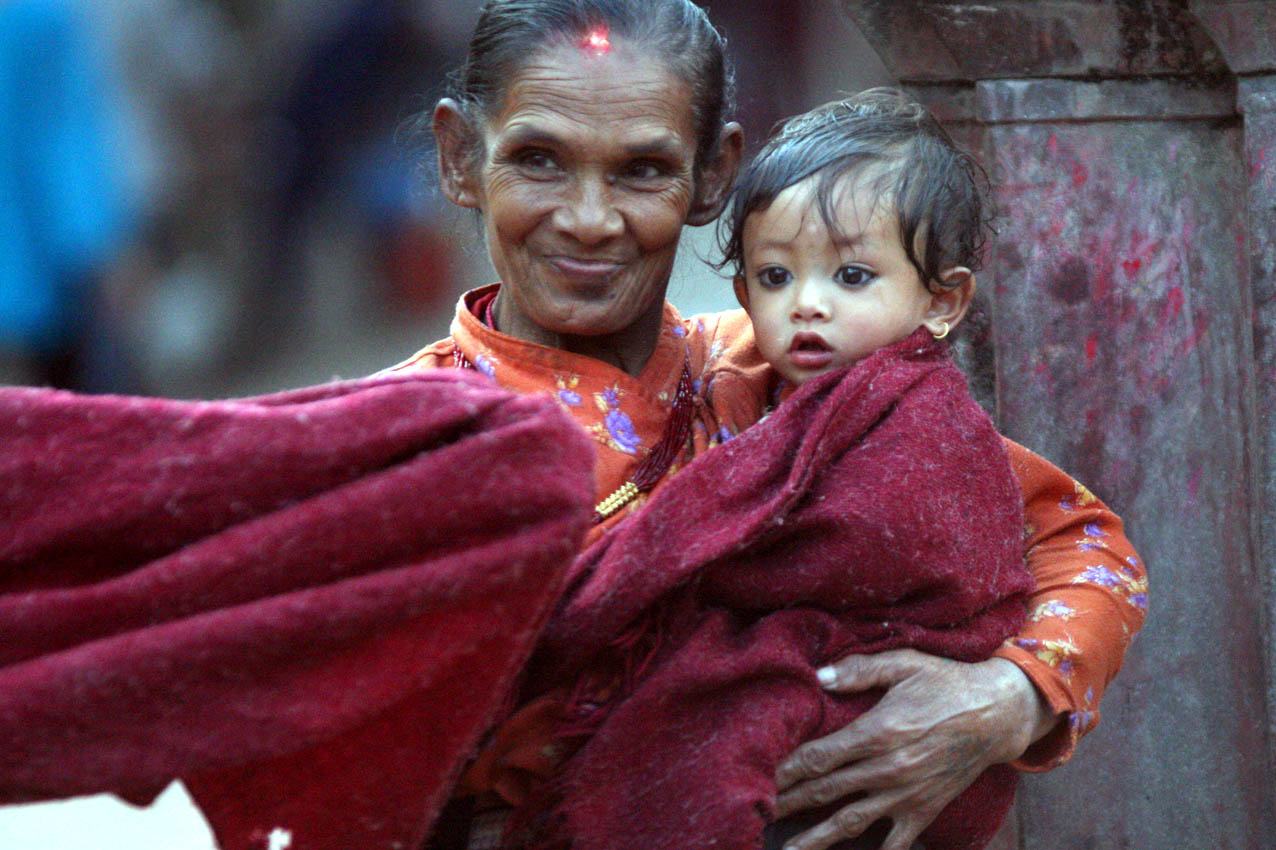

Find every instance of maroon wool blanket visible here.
[0,371,595,850]
[524,330,1033,850]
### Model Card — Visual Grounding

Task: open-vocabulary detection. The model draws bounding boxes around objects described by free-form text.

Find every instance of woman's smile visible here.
[543,254,628,285]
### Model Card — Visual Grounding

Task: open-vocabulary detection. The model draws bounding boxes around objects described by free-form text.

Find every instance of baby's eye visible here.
[835,266,875,288]
[757,267,791,288]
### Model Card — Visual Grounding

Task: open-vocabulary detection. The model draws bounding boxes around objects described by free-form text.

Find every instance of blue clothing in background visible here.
[0,0,131,355]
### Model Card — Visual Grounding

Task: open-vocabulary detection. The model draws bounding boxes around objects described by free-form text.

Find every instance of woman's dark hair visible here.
[449,0,734,168]
[719,88,991,292]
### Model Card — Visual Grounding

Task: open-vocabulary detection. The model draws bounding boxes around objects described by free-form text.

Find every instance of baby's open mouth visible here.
[789,333,831,352]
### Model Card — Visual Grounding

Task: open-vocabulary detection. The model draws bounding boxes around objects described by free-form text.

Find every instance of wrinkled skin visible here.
[434,38,740,375]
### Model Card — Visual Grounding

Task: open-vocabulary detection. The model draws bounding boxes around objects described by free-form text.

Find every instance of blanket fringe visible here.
[503,607,669,850]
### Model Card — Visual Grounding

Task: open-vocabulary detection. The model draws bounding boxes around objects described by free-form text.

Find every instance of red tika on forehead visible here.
[582,26,611,57]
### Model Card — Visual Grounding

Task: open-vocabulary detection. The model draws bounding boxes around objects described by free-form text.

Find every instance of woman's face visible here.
[457,39,703,341]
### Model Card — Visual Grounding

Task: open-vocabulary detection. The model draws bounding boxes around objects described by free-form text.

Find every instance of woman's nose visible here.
[553,176,624,244]
[790,280,831,321]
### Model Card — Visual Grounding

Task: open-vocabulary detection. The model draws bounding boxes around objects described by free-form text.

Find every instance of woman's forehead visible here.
[487,40,698,150]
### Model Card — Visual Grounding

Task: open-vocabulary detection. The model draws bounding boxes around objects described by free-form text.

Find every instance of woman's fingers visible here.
[777,788,918,850]
[774,713,884,792]
[774,758,888,818]
[881,817,929,850]
[814,647,932,693]
[776,649,936,792]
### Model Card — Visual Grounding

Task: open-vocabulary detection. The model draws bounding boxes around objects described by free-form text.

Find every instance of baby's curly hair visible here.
[719,88,991,293]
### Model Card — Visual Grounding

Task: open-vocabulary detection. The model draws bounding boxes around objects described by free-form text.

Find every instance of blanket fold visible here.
[524,330,1033,850]
[0,371,595,850]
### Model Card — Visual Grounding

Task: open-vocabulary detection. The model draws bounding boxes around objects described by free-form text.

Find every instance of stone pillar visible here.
[1193,0,1276,801]
[840,2,1276,847]
[1238,72,1276,793]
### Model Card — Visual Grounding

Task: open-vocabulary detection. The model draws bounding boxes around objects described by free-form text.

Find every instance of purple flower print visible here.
[671,324,688,338]
[1069,710,1095,731]
[605,408,641,454]
[1077,565,1122,589]
[1084,522,1107,537]
[555,375,583,406]
[1041,600,1075,619]
[473,354,496,379]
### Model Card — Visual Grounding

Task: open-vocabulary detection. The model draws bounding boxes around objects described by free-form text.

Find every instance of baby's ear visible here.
[733,275,751,311]
[923,267,976,336]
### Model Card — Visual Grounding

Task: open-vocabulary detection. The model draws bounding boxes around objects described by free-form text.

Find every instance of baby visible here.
[514,90,1030,850]
[713,87,984,419]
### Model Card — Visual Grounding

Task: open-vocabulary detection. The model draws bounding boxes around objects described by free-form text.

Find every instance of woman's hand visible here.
[772,650,1057,850]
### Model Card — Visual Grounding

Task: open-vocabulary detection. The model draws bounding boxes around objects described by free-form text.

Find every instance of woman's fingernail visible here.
[817,666,837,687]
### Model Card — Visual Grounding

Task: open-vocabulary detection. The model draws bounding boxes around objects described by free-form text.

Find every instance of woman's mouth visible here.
[787,332,835,370]
[547,256,624,284]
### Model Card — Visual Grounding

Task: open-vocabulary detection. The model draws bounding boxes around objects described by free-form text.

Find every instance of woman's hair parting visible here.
[719,88,991,291]
[449,0,735,167]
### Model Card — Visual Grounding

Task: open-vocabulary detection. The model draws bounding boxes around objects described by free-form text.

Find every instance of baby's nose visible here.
[790,281,831,320]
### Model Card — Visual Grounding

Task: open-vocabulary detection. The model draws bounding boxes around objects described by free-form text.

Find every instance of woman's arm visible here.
[993,438,1148,768]
[769,440,1147,850]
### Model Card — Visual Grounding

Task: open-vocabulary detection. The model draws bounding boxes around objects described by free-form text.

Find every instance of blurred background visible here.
[0,0,890,400]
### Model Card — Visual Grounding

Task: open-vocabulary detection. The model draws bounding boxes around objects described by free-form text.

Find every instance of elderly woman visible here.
[392,2,1145,850]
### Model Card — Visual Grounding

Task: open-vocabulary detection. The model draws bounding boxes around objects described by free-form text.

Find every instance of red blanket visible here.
[0,372,595,850]
[524,330,1033,850]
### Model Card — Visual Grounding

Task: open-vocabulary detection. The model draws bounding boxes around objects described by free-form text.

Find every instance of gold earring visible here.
[931,322,951,340]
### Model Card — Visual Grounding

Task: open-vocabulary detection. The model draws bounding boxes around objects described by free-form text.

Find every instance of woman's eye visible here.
[836,266,874,287]
[758,267,791,288]
[516,150,558,173]
[624,160,666,182]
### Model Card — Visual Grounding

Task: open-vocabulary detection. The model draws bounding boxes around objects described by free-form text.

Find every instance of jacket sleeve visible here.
[994,439,1148,771]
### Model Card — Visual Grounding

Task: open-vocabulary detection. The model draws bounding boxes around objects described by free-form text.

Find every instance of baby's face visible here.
[737,174,936,385]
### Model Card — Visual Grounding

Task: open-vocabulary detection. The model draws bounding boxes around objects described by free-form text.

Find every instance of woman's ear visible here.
[922,267,976,336]
[732,274,751,311]
[688,122,744,227]
[433,98,482,209]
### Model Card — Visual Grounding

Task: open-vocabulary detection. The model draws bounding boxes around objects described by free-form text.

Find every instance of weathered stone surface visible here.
[841,0,1228,81]
[1192,1,1276,74]
[985,101,1273,850]
[1238,72,1276,787]
[977,77,1234,123]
